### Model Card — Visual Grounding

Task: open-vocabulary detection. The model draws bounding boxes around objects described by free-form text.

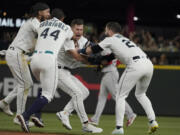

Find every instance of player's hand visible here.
[0,50,7,56]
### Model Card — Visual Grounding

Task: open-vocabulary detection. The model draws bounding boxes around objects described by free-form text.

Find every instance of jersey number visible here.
[122,39,135,48]
[40,28,60,41]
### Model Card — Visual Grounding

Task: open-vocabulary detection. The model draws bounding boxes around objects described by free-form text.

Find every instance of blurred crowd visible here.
[84,24,180,65]
[1,24,180,65]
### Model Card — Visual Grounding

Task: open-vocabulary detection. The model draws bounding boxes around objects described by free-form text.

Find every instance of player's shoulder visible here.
[113,34,127,40]
[101,36,113,43]
[28,17,40,24]
[112,34,129,43]
[65,24,71,31]
[79,36,88,43]
[56,19,71,32]
[24,17,40,28]
[54,18,70,29]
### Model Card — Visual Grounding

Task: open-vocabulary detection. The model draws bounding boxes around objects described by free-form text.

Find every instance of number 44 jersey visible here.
[99,34,147,65]
[35,17,73,57]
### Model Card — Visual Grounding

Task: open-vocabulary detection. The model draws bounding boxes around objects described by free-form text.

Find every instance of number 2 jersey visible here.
[99,34,146,65]
[35,17,73,58]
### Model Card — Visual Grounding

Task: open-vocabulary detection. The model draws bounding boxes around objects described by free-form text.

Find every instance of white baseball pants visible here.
[91,70,135,124]
[5,47,33,115]
[116,58,156,126]
[30,53,58,102]
[57,68,89,123]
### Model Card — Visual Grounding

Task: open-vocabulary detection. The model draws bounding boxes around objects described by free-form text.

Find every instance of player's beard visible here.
[40,15,50,22]
[40,16,45,22]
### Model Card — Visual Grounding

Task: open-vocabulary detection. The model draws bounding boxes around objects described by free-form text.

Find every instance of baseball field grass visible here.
[0,112,180,135]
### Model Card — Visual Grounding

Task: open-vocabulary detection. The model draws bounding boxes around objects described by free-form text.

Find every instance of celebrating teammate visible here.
[78,22,159,134]
[89,52,137,127]
[17,8,73,133]
[0,2,50,127]
[56,19,103,133]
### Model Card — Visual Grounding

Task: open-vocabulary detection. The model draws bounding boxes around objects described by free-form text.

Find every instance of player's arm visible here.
[78,43,104,55]
[67,49,90,64]
[87,53,115,65]
[78,37,111,55]
[0,50,6,56]
[101,53,115,64]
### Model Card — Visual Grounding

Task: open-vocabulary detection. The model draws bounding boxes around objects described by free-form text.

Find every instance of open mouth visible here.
[76,35,81,37]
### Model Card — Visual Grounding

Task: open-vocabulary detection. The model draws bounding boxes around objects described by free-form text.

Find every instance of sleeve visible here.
[98,37,111,50]
[100,48,112,56]
[63,39,75,51]
[31,18,40,33]
[66,25,73,40]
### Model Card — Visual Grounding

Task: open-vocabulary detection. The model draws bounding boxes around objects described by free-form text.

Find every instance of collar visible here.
[112,33,122,37]
[52,17,59,21]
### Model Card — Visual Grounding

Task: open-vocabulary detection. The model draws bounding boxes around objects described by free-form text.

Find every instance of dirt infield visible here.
[0,131,68,135]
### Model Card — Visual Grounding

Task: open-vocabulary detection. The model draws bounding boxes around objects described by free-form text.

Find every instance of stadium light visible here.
[3,12,7,16]
[133,16,138,21]
[176,14,180,19]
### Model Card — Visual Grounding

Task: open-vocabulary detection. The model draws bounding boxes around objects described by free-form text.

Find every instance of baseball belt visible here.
[34,50,53,54]
[133,55,148,60]
[58,66,71,71]
[9,46,29,55]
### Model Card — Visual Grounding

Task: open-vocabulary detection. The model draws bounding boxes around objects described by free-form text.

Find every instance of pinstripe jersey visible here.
[9,18,40,53]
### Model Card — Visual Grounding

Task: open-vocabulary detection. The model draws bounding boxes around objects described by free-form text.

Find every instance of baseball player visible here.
[17,8,75,133]
[56,19,103,133]
[78,22,159,134]
[89,52,136,127]
[0,2,50,127]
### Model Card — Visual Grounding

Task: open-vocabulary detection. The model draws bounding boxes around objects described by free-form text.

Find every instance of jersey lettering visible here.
[115,34,136,48]
[122,39,135,48]
[50,30,60,41]
[40,28,49,39]
[40,28,61,41]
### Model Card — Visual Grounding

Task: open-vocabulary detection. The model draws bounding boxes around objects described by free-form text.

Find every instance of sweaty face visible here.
[72,24,83,41]
[39,8,50,21]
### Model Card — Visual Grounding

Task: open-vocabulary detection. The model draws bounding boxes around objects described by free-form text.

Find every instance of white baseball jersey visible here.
[99,34,146,65]
[57,36,87,69]
[5,17,39,115]
[99,34,156,127]
[9,18,40,53]
[30,18,73,102]
[57,36,90,123]
[35,17,73,58]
